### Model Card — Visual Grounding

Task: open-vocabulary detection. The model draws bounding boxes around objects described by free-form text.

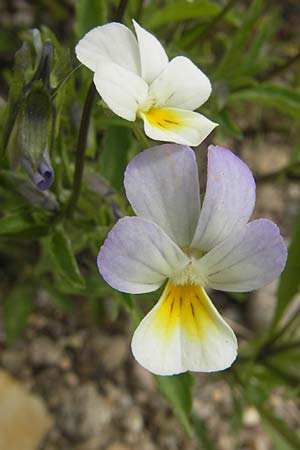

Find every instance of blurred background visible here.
[0,1,300,449]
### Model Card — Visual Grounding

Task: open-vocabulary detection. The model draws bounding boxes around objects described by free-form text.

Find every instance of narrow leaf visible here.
[273,212,300,327]
[144,1,221,29]
[101,125,131,191]
[49,227,85,289]
[75,0,107,38]
[156,372,194,435]
[4,286,33,344]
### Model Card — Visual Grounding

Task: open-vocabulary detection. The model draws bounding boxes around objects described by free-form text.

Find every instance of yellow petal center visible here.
[144,107,182,130]
[153,281,218,341]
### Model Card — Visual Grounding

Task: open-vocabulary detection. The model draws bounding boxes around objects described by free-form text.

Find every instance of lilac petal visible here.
[98,216,189,294]
[124,144,201,248]
[191,146,256,252]
[194,219,287,292]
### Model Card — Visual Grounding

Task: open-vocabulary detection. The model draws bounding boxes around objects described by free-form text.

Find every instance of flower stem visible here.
[257,49,300,82]
[66,81,96,217]
[132,122,151,149]
[115,0,128,21]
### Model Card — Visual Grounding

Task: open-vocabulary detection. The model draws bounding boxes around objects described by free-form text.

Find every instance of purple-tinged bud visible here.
[22,147,54,191]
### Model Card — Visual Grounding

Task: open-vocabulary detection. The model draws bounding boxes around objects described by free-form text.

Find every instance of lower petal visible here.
[140,107,217,146]
[131,281,237,375]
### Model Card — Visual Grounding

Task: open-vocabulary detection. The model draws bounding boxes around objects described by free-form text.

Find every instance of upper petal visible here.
[124,144,201,248]
[141,107,217,146]
[191,146,256,252]
[149,56,212,110]
[194,219,287,292]
[133,20,169,84]
[93,61,148,121]
[98,217,189,294]
[75,22,141,74]
[131,281,237,375]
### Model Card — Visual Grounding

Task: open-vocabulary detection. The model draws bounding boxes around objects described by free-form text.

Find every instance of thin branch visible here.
[115,0,128,21]
[257,49,300,82]
[66,82,96,216]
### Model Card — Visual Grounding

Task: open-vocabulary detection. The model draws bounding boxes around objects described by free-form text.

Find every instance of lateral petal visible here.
[194,219,287,292]
[141,107,217,146]
[133,20,169,84]
[98,217,189,294]
[75,22,141,74]
[191,146,256,252]
[131,281,237,375]
[124,144,201,248]
[149,56,212,110]
[93,61,148,121]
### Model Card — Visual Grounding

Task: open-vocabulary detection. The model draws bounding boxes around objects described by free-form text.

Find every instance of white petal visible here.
[98,217,189,294]
[93,61,148,121]
[133,20,169,84]
[131,281,237,375]
[141,107,217,146]
[194,219,287,292]
[191,145,256,252]
[149,56,212,110]
[124,144,201,248]
[75,22,140,74]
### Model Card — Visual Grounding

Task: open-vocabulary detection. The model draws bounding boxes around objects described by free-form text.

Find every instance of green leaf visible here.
[156,372,194,435]
[144,1,221,29]
[48,227,85,289]
[75,0,107,38]
[228,84,300,118]
[215,0,264,79]
[272,212,300,327]
[0,213,48,238]
[4,285,33,344]
[101,125,131,191]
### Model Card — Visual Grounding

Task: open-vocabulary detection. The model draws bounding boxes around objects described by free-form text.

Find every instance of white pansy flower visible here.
[75,21,217,146]
[97,144,287,376]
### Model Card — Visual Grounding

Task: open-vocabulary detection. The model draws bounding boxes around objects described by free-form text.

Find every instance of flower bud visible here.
[18,83,52,171]
[21,147,54,191]
[5,38,55,191]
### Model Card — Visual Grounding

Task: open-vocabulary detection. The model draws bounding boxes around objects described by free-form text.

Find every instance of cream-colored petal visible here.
[149,56,212,110]
[140,107,217,146]
[93,61,148,121]
[75,22,140,74]
[131,281,237,375]
[133,19,169,84]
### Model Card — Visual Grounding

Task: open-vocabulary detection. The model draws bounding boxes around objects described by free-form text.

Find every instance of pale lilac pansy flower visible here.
[75,21,217,146]
[97,144,287,376]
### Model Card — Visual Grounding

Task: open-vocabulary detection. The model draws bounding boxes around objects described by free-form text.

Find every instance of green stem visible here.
[51,64,82,99]
[115,0,128,21]
[257,49,300,82]
[132,122,151,149]
[65,0,130,217]
[66,82,96,216]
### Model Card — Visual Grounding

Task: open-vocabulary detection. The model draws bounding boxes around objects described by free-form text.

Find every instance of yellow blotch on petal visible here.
[153,281,218,341]
[144,107,182,130]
